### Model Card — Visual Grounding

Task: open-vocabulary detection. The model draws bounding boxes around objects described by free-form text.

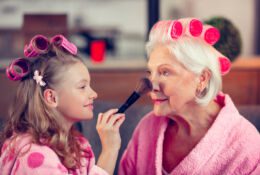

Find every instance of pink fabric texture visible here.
[119,94,260,175]
[0,134,108,175]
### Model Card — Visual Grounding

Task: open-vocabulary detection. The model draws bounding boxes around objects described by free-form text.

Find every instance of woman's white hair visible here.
[146,20,222,105]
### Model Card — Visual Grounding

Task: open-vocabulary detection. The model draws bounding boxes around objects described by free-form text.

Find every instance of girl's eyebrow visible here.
[78,79,89,84]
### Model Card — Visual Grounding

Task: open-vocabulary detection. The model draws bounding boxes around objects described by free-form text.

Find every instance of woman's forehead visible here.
[148,46,179,67]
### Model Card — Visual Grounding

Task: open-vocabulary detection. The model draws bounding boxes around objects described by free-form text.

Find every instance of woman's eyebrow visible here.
[158,63,174,69]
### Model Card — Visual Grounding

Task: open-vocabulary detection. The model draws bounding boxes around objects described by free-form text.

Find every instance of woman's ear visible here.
[197,69,211,92]
[43,89,58,107]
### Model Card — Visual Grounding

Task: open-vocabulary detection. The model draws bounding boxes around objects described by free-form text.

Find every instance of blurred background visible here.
[0,0,257,60]
[0,0,259,173]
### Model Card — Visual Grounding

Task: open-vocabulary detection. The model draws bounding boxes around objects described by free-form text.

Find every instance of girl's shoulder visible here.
[74,132,94,158]
[2,133,61,161]
[1,133,67,174]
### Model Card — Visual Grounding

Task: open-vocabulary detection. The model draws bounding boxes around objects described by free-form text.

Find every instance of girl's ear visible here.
[43,89,58,107]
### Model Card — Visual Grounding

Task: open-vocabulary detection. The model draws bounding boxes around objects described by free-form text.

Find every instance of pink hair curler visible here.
[6,58,30,81]
[219,56,231,75]
[179,18,203,37]
[24,35,50,58]
[50,35,77,55]
[170,20,183,39]
[202,25,220,45]
[189,19,203,37]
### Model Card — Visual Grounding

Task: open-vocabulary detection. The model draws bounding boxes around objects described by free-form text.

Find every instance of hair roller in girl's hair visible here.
[50,35,78,55]
[6,58,30,81]
[24,35,50,58]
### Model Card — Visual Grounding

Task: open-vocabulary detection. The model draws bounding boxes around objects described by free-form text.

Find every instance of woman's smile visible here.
[152,98,168,105]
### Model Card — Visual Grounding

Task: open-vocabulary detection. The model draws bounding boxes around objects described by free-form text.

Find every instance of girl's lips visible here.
[152,99,168,105]
[88,104,94,110]
[84,104,94,109]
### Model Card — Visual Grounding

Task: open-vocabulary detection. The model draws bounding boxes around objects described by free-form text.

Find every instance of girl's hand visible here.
[96,109,125,152]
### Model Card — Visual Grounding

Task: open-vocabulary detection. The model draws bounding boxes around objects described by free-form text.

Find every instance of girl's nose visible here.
[90,87,98,99]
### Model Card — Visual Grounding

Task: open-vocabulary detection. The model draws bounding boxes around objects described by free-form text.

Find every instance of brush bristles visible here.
[135,78,152,95]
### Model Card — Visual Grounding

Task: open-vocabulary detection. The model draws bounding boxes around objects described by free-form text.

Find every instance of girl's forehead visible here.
[61,62,90,82]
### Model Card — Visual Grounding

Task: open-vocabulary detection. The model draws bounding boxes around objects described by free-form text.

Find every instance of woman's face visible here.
[55,61,97,122]
[147,44,199,116]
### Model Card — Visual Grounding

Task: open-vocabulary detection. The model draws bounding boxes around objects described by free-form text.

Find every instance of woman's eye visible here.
[161,70,169,76]
[146,70,151,77]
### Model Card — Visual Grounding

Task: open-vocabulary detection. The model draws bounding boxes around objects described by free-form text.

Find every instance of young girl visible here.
[0,35,125,175]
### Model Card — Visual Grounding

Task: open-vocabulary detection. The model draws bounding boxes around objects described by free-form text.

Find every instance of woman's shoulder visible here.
[131,111,168,138]
[137,111,167,127]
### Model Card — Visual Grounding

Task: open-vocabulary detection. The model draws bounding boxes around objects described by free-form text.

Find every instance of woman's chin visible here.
[153,108,167,117]
[153,106,175,117]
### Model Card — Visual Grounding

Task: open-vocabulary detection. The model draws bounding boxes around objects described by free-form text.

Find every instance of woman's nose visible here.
[150,76,160,91]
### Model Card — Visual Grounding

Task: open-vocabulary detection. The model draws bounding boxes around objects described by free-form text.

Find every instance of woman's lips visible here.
[152,99,168,105]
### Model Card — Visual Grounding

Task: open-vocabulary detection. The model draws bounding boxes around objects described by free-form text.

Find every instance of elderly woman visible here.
[119,18,260,175]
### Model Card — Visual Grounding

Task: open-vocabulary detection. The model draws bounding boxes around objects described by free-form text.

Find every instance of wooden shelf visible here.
[222,57,260,105]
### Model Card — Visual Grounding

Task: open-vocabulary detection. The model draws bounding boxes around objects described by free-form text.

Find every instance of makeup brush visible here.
[117,78,152,113]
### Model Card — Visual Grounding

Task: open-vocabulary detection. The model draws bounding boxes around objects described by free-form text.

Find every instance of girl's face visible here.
[147,45,199,116]
[55,61,97,122]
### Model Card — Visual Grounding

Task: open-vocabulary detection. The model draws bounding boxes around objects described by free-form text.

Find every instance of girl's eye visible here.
[80,85,86,89]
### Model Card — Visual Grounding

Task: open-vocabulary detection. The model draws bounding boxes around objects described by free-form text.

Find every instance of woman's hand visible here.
[96,109,125,175]
[96,108,125,152]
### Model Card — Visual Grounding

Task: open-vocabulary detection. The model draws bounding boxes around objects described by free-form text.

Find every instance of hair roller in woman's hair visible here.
[179,18,203,37]
[219,57,231,75]
[51,35,78,55]
[6,58,30,81]
[170,20,183,39]
[24,35,50,57]
[202,25,220,45]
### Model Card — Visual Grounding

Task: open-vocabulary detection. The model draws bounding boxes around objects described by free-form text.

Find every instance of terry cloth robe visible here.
[119,94,260,175]
[0,133,108,175]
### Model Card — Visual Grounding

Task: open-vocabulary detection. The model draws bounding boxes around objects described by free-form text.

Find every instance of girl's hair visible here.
[146,18,228,105]
[0,42,86,170]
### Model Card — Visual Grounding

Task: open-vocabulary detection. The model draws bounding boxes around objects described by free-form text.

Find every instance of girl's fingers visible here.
[97,113,103,124]
[100,109,118,125]
[106,114,125,127]
[114,115,126,129]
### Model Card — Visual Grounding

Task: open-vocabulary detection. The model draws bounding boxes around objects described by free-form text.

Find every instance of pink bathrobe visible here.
[0,134,108,175]
[119,94,260,175]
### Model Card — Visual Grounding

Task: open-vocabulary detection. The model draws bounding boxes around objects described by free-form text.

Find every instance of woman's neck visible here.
[168,100,221,138]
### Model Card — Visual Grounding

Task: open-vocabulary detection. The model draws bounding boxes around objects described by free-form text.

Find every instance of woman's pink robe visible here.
[119,94,260,175]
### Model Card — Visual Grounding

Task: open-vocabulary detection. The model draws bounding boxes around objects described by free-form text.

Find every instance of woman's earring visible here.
[196,88,202,97]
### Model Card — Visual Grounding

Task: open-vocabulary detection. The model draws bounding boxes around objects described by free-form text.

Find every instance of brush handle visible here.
[117,91,140,113]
